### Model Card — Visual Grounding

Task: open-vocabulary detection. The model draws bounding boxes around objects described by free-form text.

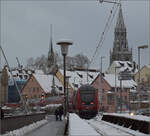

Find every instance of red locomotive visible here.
[71,84,98,119]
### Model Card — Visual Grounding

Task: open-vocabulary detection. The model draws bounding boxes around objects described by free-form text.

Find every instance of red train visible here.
[71,84,99,119]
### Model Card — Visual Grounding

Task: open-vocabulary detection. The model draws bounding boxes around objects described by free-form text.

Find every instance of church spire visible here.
[115,5,126,31]
[49,24,54,54]
[109,4,132,65]
[47,24,55,74]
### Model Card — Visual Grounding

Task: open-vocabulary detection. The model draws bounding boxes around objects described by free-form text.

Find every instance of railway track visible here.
[86,118,147,136]
[87,122,110,136]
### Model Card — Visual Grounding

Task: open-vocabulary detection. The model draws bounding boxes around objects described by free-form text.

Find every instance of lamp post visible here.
[114,66,121,113]
[57,40,73,116]
[137,45,148,111]
[99,56,105,111]
[66,76,71,114]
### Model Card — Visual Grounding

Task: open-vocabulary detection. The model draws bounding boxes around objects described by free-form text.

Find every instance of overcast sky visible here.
[0,0,149,71]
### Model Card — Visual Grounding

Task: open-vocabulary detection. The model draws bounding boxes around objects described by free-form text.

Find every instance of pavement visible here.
[25,115,66,136]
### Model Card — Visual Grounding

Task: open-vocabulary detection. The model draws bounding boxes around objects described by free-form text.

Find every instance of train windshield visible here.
[80,92,94,103]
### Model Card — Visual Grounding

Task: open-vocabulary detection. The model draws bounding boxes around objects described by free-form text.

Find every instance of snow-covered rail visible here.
[87,122,110,136]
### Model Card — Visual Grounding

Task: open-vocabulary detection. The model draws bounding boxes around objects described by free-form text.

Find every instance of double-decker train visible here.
[71,84,98,119]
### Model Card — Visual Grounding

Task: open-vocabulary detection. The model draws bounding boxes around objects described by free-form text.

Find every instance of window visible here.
[124,96,127,101]
[37,87,39,92]
[33,87,36,92]
[107,94,114,105]
[102,89,105,93]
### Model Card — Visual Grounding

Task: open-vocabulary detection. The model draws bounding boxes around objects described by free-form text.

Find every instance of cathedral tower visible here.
[110,5,132,65]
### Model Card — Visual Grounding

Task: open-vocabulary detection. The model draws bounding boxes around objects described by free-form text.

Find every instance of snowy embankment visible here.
[1,119,48,136]
[69,113,99,136]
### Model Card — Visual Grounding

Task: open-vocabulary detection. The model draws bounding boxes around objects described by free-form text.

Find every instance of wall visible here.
[0,112,46,134]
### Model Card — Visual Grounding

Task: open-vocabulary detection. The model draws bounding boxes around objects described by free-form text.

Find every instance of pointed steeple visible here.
[47,24,55,73]
[109,5,132,65]
[47,25,58,74]
[49,24,54,54]
[115,5,126,32]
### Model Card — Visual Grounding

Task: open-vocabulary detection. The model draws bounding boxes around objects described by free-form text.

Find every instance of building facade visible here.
[0,66,8,106]
[21,74,64,105]
[134,64,150,84]
[110,5,132,65]
[92,73,136,113]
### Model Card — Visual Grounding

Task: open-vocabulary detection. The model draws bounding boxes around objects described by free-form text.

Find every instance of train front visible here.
[76,84,98,119]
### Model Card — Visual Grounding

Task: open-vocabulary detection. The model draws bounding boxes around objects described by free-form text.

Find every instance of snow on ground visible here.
[69,113,99,136]
[104,113,150,122]
[88,115,148,136]
[1,119,48,136]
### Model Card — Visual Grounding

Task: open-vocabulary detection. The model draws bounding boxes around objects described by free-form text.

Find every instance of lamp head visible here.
[57,39,73,56]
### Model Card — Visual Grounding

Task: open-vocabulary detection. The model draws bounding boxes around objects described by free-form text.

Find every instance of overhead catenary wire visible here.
[88,0,121,69]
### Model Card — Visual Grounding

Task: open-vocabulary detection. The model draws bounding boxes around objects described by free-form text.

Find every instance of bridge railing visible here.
[0,112,46,134]
[102,114,150,134]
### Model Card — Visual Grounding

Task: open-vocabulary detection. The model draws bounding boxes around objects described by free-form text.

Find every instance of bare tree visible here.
[26,52,62,72]
[26,57,35,69]
[74,53,90,69]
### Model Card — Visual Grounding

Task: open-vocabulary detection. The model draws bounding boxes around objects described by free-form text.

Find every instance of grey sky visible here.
[0,0,149,71]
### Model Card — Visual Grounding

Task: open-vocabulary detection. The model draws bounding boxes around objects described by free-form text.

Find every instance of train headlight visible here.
[90,102,94,104]
[82,102,85,105]
[130,112,134,116]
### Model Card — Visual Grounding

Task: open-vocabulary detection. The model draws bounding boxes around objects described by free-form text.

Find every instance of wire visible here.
[88,0,121,68]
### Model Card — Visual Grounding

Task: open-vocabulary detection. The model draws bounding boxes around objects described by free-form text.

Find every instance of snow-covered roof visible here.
[6,66,45,83]
[33,74,63,94]
[103,74,137,88]
[107,61,138,74]
[7,68,34,81]
[130,89,137,93]
[59,69,99,89]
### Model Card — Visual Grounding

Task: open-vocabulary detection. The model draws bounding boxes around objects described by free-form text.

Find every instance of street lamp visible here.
[137,45,148,111]
[66,76,71,114]
[99,56,105,111]
[57,39,73,116]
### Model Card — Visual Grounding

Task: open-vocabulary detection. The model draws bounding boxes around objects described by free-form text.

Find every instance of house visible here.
[134,64,150,110]
[92,73,137,113]
[7,67,35,103]
[134,64,150,84]
[21,73,64,105]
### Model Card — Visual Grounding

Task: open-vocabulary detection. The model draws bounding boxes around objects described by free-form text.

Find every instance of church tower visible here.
[47,25,57,74]
[110,5,132,65]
